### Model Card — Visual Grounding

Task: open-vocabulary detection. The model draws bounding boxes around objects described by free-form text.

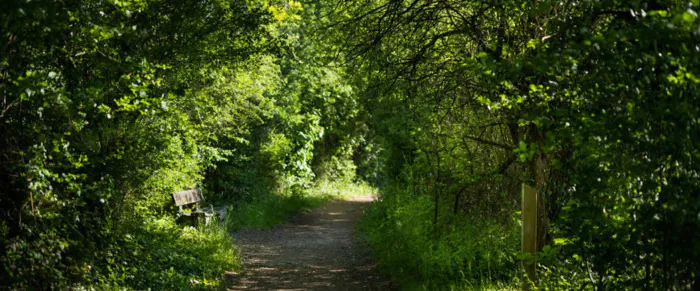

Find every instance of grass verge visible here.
[358,189,521,290]
[84,217,239,290]
[224,180,375,231]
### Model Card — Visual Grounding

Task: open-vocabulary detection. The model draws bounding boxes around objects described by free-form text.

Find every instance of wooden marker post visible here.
[522,183,538,288]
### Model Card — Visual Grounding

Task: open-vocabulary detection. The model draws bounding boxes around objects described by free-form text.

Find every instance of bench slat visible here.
[172,189,203,207]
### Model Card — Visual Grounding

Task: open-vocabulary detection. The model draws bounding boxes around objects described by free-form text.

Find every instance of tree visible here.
[333,0,699,288]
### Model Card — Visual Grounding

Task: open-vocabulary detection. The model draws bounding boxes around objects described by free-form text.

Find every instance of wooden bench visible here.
[172,188,223,224]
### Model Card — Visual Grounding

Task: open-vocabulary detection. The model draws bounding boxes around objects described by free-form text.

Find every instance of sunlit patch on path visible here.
[227,195,394,290]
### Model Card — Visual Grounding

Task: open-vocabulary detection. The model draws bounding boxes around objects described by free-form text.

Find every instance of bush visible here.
[2,216,239,290]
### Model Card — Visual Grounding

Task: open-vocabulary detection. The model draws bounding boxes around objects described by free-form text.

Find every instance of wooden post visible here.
[522,183,538,288]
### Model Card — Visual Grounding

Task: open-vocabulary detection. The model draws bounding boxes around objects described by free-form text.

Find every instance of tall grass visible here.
[358,188,521,290]
[224,180,376,231]
[86,216,240,290]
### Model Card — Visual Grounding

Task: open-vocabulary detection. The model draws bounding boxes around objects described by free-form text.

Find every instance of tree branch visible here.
[462,134,513,150]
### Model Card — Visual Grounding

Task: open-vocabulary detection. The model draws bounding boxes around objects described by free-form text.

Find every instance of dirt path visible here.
[227,196,394,290]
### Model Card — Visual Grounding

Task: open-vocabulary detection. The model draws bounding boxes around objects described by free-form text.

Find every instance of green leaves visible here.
[335,0,700,289]
[680,8,698,23]
[0,0,276,288]
[515,141,533,163]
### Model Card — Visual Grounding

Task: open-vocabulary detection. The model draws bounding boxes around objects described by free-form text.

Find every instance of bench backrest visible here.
[173,188,203,208]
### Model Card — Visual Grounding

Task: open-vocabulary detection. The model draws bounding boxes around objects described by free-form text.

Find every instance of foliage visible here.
[0,0,373,287]
[0,0,367,288]
[335,0,700,289]
[3,0,699,289]
[531,2,700,288]
[89,218,239,289]
[2,214,238,290]
[359,183,520,290]
[0,0,266,287]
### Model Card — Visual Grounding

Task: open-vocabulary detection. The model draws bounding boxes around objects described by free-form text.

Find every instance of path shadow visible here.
[226,197,394,290]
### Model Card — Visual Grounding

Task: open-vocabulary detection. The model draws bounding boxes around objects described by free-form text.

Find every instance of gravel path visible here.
[226,196,394,290]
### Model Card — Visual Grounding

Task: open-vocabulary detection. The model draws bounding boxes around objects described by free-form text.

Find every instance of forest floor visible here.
[226,195,395,290]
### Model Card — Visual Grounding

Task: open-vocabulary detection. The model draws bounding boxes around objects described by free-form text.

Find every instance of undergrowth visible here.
[224,180,374,231]
[81,180,368,289]
[78,217,239,290]
[359,187,520,290]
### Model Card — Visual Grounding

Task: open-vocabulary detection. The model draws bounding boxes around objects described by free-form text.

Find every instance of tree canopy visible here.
[1,0,698,289]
